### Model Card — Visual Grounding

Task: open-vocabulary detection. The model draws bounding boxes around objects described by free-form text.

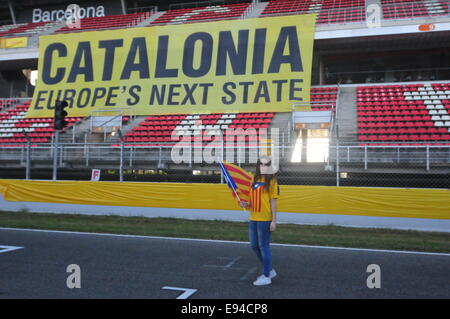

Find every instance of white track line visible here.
[0,245,24,254]
[0,227,449,257]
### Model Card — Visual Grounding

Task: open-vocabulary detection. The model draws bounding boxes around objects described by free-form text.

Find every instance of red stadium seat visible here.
[357,83,450,144]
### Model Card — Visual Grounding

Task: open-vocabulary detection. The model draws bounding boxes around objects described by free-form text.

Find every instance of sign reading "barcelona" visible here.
[28,14,316,117]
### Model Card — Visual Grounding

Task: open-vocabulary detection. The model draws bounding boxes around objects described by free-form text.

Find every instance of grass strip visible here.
[0,211,449,253]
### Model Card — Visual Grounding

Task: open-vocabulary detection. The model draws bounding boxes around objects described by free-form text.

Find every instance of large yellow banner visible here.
[28,14,316,118]
[1,179,449,219]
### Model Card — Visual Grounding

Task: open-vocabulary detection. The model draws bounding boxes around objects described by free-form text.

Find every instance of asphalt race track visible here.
[0,228,449,299]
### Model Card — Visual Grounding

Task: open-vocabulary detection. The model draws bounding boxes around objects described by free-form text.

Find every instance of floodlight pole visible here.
[118,129,124,182]
[120,142,124,182]
[7,1,16,25]
[52,130,59,181]
[23,130,31,180]
[26,140,31,180]
[335,125,340,187]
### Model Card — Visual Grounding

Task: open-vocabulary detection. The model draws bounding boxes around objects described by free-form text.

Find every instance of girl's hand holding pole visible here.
[239,201,249,208]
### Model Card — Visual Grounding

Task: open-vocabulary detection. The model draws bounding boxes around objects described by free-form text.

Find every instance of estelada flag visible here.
[219,161,253,203]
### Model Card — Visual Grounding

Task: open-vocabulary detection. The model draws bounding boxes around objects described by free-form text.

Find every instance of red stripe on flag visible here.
[232,176,251,188]
[238,192,249,203]
[224,163,252,181]
[240,189,249,196]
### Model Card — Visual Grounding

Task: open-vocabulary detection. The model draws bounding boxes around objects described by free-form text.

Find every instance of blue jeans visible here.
[249,221,272,277]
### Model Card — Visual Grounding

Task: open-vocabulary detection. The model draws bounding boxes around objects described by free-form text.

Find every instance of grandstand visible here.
[0,0,449,189]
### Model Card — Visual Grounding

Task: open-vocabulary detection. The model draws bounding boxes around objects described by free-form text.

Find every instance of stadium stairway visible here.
[335,86,358,144]
[27,21,63,47]
[135,11,165,27]
[268,112,294,161]
[242,1,269,18]
[58,116,92,144]
[269,112,293,145]
[104,115,145,143]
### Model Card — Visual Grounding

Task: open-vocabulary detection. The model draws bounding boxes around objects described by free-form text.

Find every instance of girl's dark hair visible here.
[253,158,277,193]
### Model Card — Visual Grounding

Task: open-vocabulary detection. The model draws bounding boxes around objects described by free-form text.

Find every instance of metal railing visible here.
[334,143,450,170]
[0,11,157,40]
[169,0,252,10]
[1,142,449,186]
[5,141,447,165]
[262,0,450,25]
[262,5,366,25]
[1,0,449,42]
[0,97,25,112]
[382,0,450,20]
[127,5,158,14]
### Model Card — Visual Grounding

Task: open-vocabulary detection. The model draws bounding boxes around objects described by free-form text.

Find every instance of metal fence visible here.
[335,144,450,165]
[1,142,449,188]
[381,0,450,21]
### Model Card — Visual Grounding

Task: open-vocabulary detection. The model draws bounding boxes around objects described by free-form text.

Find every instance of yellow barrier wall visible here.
[0,37,28,48]
[0,179,449,220]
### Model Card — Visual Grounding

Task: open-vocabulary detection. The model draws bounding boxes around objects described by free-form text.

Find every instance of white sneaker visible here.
[253,275,271,286]
[269,269,277,279]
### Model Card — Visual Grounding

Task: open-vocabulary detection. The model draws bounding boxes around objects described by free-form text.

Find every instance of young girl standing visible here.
[241,155,279,286]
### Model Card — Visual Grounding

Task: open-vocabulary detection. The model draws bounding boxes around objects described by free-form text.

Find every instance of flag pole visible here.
[233,187,248,214]
[223,167,247,213]
[220,161,247,213]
